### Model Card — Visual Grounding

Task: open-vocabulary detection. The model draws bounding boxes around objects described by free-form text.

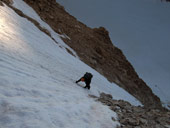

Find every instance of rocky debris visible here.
[93,93,170,128]
[15,0,163,109]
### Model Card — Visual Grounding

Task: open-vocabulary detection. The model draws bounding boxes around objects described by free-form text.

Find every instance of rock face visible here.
[91,93,170,128]
[21,0,163,109]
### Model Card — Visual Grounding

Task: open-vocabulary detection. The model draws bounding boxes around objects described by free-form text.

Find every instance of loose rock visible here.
[91,93,170,128]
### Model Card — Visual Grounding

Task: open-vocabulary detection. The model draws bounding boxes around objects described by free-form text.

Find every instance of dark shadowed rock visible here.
[0,1,4,6]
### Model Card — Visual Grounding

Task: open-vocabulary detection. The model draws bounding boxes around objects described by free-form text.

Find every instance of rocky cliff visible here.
[1,0,163,109]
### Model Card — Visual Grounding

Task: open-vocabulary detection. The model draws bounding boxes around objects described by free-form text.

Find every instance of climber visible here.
[76,72,93,90]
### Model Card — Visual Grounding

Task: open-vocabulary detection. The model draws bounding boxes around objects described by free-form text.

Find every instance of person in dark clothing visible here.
[76,72,93,90]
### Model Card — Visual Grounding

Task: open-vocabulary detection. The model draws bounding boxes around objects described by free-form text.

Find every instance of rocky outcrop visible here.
[20,0,164,109]
[90,93,170,128]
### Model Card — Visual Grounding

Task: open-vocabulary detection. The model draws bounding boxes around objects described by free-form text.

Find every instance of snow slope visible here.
[0,1,140,128]
[56,0,170,108]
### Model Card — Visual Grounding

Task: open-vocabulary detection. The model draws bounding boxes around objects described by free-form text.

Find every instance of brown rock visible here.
[1,0,13,5]
[0,1,4,6]
[49,15,54,19]
[139,118,148,125]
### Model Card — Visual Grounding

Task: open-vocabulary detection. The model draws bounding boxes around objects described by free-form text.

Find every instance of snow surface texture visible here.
[56,0,170,108]
[0,1,140,128]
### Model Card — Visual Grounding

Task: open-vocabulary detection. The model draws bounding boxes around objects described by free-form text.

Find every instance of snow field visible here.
[0,1,140,128]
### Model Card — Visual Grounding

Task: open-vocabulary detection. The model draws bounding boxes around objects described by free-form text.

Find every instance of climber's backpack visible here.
[84,72,93,80]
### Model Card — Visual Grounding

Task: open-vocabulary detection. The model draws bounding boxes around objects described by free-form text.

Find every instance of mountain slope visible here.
[55,0,170,108]
[0,1,141,128]
[21,0,163,109]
